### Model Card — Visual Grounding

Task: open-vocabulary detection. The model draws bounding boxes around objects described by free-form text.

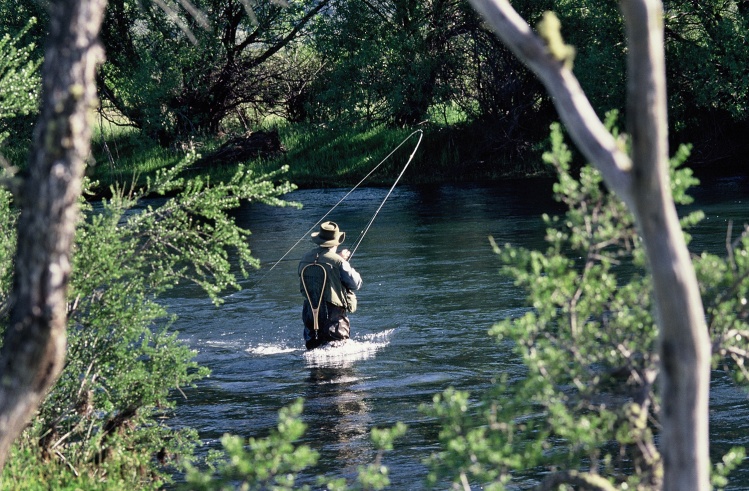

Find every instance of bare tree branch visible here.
[469,1,711,489]
[468,0,633,201]
[621,3,710,489]
[536,470,617,491]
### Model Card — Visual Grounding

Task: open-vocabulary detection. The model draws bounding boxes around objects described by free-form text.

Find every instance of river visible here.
[166,175,749,489]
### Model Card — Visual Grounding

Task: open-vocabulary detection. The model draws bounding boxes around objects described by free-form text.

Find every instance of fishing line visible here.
[250,129,423,286]
[349,129,423,260]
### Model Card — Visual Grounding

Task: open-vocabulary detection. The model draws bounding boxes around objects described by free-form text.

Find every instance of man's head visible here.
[311,221,346,248]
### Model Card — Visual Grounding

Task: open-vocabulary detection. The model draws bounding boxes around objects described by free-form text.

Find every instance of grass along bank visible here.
[87,119,549,196]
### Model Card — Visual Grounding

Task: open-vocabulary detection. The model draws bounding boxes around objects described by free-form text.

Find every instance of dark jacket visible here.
[298,247,362,348]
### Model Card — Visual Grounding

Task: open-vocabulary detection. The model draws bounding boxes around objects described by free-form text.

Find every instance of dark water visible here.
[167,176,749,489]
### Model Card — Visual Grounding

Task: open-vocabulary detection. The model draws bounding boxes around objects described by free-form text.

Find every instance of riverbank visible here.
[87,120,552,197]
[82,118,747,199]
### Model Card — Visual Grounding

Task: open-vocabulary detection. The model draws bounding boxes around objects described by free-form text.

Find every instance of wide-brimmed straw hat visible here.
[311,221,346,247]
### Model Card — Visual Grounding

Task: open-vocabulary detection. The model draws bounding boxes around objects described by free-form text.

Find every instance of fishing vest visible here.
[298,248,347,309]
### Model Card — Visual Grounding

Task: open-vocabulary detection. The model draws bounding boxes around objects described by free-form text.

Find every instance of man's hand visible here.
[339,249,351,261]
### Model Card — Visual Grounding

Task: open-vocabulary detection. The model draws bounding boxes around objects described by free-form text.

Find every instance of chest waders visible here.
[300,255,327,340]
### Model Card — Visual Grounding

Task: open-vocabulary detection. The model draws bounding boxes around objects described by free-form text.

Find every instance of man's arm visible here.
[340,259,362,291]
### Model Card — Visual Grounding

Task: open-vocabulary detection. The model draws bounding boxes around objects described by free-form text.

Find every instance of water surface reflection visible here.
[168,178,749,489]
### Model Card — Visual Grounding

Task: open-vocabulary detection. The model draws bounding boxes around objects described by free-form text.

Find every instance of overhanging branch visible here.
[467,0,633,202]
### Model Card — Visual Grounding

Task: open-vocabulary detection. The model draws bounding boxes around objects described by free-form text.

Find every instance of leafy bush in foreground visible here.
[0,17,40,149]
[423,120,747,490]
[0,155,298,488]
[184,397,407,491]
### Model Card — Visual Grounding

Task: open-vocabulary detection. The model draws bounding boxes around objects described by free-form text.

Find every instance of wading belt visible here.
[300,255,327,339]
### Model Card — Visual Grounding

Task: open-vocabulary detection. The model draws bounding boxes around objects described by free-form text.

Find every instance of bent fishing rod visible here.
[348,129,423,260]
[251,129,423,286]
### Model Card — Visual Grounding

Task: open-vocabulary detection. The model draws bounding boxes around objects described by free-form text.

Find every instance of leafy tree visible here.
[468,0,714,488]
[0,2,48,51]
[537,0,627,118]
[424,121,748,490]
[497,0,749,166]
[308,0,557,170]
[664,0,749,120]
[0,0,302,481]
[311,0,539,127]
[0,0,108,470]
[0,18,39,308]
[0,17,41,152]
[98,0,331,143]
[662,0,749,163]
[0,154,299,485]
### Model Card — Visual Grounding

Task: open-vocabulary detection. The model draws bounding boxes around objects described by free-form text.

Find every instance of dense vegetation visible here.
[1,0,748,182]
[1,0,749,489]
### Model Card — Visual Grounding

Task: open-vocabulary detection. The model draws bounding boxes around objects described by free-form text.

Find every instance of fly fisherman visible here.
[298,221,363,349]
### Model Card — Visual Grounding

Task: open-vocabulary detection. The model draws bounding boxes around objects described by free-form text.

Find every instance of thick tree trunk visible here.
[468,0,710,489]
[0,0,107,470]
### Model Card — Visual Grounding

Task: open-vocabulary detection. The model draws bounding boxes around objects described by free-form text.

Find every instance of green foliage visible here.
[423,120,747,489]
[712,446,746,490]
[664,0,749,124]
[310,0,540,128]
[0,17,40,148]
[90,123,191,189]
[348,422,407,491]
[0,182,15,316]
[0,153,299,487]
[696,224,749,386]
[421,386,535,490]
[99,0,328,141]
[184,400,406,491]
[543,1,626,117]
[6,0,745,170]
[3,435,162,491]
[184,399,318,491]
[516,0,749,146]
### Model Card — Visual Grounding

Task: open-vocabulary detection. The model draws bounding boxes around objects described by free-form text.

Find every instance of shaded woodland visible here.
[1,0,748,176]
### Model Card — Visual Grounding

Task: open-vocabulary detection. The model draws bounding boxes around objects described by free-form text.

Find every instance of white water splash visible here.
[242,329,395,366]
[359,328,395,343]
[302,328,395,367]
[246,343,298,355]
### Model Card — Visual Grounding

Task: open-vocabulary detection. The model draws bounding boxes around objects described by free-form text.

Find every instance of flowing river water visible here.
[166,176,749,489]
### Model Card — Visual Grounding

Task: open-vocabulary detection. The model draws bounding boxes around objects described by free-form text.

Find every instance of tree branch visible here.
[621,2,710,489]
[467,0,633,202]
[536,470,617,491]
[469,1,711,489]
[242,0,331,68]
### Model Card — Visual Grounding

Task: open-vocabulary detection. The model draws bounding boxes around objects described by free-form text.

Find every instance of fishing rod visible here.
[251,129,423,286]
[348,129,423,260]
